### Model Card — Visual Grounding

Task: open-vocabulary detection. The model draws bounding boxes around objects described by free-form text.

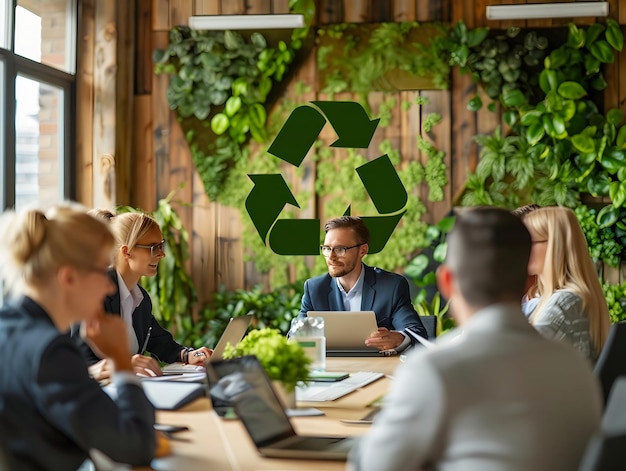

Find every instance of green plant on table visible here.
[223,328,311,392]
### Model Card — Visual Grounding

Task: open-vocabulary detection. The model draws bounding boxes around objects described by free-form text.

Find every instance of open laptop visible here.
[162,314,253,374]
[206,356,355,460]
[210,314,253,361]
[308,311,380,357]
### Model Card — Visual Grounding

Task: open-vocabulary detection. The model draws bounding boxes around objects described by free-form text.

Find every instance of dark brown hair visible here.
[324,216,370,244]
[446,207,531,307]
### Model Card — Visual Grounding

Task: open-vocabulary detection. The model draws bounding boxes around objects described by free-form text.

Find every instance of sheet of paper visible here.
[141,373,206,383]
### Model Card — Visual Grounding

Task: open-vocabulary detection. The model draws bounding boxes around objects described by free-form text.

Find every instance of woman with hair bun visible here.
[521,206,610,360]
[72,210,211,381]
[0,204,156,470]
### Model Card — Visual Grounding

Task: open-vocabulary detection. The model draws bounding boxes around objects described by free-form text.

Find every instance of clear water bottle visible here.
[289,317,326,371]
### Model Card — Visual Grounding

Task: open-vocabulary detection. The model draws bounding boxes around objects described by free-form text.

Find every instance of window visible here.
[0,0,76,210]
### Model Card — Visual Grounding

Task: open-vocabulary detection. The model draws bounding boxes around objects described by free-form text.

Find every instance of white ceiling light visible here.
[189,14,305,30]
[486,2,609,20]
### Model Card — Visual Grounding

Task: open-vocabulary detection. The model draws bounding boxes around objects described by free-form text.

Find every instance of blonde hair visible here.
[92,211,161,255]
[523,206,610,357]
[0,204,114,295]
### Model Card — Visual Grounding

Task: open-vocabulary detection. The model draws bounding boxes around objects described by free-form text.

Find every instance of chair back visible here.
[578,376,626,470]
[594,322,626,405]
[420,315,437,340]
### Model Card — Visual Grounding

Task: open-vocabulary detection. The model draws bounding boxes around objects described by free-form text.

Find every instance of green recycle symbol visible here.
[245,101,407,255]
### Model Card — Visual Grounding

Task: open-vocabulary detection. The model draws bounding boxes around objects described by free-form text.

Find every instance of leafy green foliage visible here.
[405,215,456,334]
[602,281,626,323]
[317,22,450,94]
[452,20,625,222]
[154,1,314,202]
[574,205,623,267]
[438,24,548,103]
[182,282,304,349]
[224,328,311,391]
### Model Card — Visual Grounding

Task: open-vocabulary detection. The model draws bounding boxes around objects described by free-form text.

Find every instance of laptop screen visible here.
[210,314,253,362]
[206,356,296,447]
[308,311,378,350]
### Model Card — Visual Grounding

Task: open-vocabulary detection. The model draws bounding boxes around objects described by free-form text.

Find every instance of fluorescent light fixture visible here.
[189,14,304,30]
[486,2,609,20]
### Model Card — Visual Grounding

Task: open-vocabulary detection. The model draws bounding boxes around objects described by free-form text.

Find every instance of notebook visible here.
[308,311,380,357]
[142,381,206,410]
[206,356,355,460]
[104,381,205,410]
[162,314,253,374]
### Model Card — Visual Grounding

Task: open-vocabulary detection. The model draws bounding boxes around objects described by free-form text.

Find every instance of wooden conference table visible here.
[137,357,400,471]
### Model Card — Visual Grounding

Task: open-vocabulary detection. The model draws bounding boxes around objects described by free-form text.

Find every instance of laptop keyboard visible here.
[282,437,347,450]
[296,371,384,402]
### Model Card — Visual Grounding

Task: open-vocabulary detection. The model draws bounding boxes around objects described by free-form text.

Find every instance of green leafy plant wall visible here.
[451,20,625,224]
[153,3,453,286]
[437,20,625,322]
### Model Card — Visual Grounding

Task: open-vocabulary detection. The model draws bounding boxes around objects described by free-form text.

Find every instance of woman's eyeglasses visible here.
[134,239,166,257]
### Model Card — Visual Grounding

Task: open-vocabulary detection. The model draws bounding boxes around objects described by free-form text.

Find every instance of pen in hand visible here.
[140,326,152,355]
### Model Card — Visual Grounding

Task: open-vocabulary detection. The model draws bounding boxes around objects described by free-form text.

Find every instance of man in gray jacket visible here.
[348,207,602,471]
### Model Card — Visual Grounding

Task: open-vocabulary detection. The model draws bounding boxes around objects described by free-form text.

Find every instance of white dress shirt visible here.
[116,270,141,354]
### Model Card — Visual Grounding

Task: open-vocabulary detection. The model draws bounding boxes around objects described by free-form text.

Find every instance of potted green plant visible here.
[223,327,311,407]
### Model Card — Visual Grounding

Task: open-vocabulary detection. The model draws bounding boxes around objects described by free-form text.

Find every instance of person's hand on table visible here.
[365,327,403,351]
[132,354,163,377]
[186,347,213,365]
[88,359,112,383]
[81,312,133,372]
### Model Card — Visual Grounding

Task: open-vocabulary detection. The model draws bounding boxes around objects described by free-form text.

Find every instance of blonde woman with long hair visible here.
[521,206,610,360]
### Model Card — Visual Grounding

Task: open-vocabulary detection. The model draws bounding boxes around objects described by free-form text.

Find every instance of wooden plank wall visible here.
[112,0,626,304]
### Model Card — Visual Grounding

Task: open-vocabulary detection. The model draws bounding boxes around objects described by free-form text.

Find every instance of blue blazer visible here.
[0,297,155,470]
[299,264,428,344]
[72,270,186,365]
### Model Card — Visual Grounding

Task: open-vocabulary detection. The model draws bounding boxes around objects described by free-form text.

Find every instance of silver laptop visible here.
[210,314,253,362]
[308,311,380,357]
[206,356,355,460]
[162,314,253,375]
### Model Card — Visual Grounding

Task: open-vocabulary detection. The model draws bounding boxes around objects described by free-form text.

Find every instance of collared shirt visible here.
[336,263,366,311]
[116,270,142,354]
[335,263,410,352]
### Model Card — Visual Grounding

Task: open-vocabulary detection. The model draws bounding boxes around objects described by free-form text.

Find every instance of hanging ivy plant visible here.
[153,0,314,201]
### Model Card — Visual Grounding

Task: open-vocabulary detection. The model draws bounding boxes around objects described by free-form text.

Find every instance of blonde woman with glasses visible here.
[521,206,610,360]
[0,205,155,469]
[72,211,211,381]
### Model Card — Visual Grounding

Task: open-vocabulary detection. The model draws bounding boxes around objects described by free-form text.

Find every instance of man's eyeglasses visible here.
[320,243,364,257]
[135,239,166,257]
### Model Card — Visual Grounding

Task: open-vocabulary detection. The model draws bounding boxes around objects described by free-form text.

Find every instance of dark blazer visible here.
[299,264,428,345]
[72,270,186,365]
[0,297,156,470]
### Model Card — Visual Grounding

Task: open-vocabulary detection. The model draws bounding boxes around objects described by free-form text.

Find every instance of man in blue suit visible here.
[299,216,427,352]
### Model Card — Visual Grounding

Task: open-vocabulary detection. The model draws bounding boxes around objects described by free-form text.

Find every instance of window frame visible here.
[0,0,77,210]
